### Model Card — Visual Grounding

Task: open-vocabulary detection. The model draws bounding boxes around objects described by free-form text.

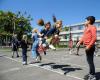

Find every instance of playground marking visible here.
[3,56,84,80]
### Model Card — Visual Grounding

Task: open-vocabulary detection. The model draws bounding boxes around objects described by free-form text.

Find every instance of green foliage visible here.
[62,26,69,31]
[0,10,33,40]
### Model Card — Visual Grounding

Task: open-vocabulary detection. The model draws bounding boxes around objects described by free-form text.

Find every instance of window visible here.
[71,26,79,31]
[98,23,100,28]
[94,22,100,28]
[78,25,84,30]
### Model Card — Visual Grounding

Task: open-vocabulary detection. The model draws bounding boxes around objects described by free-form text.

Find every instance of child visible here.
[40,22,51,55]
[77,16,97,80]
[76,37,80,55]
[31,29,42,63]
[45,20,62,50]
[20,35,28,65]
[11,34,19,58]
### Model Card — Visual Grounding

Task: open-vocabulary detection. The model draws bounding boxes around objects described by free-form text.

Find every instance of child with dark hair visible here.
[77,16,97,80]
[11,34,19,58]
[45,20,62,50]
[40,22,51,55]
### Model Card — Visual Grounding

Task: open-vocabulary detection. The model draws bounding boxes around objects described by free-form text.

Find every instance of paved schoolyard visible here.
[0,48,100,80]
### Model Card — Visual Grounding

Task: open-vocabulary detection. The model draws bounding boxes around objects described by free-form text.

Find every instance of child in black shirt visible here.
[20,35,28,65]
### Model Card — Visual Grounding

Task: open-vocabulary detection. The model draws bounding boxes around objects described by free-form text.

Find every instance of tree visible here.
[62,26,69,31]
[0,10,33,40]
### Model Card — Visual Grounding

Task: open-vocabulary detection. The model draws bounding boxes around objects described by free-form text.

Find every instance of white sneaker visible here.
[88,75,96,80]
[49,44,56,50]
[22,61,27,65]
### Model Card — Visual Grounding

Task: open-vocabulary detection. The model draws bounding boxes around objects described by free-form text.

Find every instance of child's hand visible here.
[85,46,90,51]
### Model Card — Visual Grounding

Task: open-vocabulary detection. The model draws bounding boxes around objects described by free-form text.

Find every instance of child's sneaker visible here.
[84,74,90,80]
[12,56,14,58]
[22,61,27,65]
[49,44,56,50]
[88,75,96,80]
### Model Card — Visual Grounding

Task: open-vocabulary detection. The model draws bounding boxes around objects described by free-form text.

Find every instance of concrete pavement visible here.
[0,48,100,80]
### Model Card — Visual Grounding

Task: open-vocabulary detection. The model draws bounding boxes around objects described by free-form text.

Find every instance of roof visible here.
[65,20,100,27]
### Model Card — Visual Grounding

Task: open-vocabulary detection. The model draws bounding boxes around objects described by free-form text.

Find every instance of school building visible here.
[59,20,100,47]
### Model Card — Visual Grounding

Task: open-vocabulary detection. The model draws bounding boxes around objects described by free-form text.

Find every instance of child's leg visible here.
[76,46,80,55]
[31,41,39,59]
[44,51,46,55]
[36,50,42,62]
[22,49,27,65]
[12,51,14,58]
[16,50,19,57]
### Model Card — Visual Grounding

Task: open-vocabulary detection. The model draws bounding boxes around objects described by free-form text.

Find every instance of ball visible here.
[37,19,44,26]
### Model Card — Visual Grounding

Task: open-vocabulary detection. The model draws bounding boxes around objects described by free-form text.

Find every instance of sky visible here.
[0,0,100,30]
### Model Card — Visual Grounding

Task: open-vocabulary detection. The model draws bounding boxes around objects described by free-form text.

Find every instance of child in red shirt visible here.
[77,16,97,80]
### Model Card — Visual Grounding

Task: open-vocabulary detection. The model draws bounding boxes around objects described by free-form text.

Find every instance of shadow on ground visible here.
[62,67,82,75]
[51,64,70,69]
[39,63,82,75]
[51,64,82,75]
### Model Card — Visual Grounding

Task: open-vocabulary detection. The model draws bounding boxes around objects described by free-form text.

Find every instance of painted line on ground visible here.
[3,56,84,80]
